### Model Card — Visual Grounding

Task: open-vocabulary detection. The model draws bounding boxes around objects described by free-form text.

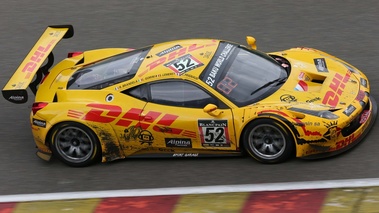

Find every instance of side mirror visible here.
[203,104,222,117]
[246,36,257,50]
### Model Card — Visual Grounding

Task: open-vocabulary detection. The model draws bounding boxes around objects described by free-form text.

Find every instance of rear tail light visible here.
[32,102,48,115]
[68,52,83,58]
[41,73,49,84]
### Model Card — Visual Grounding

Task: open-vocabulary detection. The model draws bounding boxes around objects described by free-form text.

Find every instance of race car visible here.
[2,25,377,167]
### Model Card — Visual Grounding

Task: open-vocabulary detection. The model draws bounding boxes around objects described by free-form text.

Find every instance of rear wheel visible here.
[243,119,294,163]
[50,122,101,167]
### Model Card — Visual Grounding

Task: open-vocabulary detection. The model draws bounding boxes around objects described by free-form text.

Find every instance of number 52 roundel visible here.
[198,119,231,147]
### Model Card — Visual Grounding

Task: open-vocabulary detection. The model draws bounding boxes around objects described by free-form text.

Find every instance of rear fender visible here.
[37,104,125,163]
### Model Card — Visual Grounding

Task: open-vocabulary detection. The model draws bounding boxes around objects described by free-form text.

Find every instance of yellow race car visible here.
[2,25,377,167]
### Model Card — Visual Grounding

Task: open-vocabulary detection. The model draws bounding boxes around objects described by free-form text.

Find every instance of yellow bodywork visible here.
[3,25,376,164]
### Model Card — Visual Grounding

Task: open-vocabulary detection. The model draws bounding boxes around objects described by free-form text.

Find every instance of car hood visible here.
[261,47,365,110]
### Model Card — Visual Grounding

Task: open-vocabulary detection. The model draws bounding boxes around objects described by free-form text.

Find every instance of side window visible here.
[150,81,219,108]
[123,85,148,101]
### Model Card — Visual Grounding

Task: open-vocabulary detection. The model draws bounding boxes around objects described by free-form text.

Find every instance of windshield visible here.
[67,47,150,89]
[201,42,287,106]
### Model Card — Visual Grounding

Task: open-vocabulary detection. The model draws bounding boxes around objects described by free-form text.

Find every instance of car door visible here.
[141,80,237,154]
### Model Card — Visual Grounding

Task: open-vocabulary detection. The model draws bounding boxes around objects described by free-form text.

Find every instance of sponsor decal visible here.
[198,119,230,147]
[303,121,321,126]
[306,97,321,103]
[355,90,365,101]
[164,54,203,75]
[173,153,199,157]
[165,138,192,148]
[8,95,25,101]
[22,40,56,79]
[204,43,235,87]
[157,148,175,152]
[69,104,196,139]
[333,133,360,151]
[138,130,154,145]
[280,94,297,103]
[360,78,367,88]
[139,42,216,77]
[122,126,142,141]
[359,110,371,124]
[202,51,213,59]
[183,73,198,80]
[144,73,175,81]
[156,45,182,57]
[14,82,25,89]
[314,58,328,72]
[322,72,351,107]
[323,121,341,141]
[32,118,46,128]
[294,80,308,91]
[217,76,237,94]
[343,104,356,116]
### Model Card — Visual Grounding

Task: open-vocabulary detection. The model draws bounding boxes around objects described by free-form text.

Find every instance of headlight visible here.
[289,108,339,120]
[317,110,339,119]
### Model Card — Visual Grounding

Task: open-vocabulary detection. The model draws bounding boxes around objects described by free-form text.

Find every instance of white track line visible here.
[1,178,379,203]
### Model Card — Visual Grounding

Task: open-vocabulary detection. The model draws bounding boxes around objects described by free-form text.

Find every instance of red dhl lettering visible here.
[69,103,178,128]
[22,40,56,79]
[68,103,197,138]
[84,103,122,123]
[322,72,350,107]
[139,43,215,77]
[333,133,361,151]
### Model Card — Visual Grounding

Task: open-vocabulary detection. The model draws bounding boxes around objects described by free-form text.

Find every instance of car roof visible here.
[111,39,221,90]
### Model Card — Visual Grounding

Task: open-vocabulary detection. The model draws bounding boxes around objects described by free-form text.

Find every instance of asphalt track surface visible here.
[0,0,378,197]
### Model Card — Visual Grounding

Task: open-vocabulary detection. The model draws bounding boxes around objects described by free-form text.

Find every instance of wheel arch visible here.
[45,120,125,163]
[239,114,299,156]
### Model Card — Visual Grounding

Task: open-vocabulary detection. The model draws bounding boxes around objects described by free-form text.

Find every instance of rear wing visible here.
[2,25,74,104]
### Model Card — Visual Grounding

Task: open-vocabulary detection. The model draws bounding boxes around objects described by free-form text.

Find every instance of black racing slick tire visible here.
[50,122,101,167]
[242,119,294,164]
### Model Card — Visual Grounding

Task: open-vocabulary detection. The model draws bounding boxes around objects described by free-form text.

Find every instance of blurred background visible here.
[0,0,378,197]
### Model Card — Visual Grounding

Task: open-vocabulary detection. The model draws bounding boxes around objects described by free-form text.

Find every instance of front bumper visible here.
[301,96,377,159]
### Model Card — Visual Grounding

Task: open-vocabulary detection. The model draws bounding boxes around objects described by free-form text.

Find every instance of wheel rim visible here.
[54,126,94,163]
[248,124,286,160]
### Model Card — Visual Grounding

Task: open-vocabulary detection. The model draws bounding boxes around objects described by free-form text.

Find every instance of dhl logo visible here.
[331,132,361,151]
[22,40,56,79]
[68,104,196,138]
[322,72,351,107]
[138,41,217,77]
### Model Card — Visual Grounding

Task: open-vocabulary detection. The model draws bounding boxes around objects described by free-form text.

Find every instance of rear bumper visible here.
[31,113,53,161]
[36,150,52,161]
[301,96,377,159]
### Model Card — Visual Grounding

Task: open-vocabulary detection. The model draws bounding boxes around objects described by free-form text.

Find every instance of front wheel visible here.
[243,119,294,163]
[50,122,101,167]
